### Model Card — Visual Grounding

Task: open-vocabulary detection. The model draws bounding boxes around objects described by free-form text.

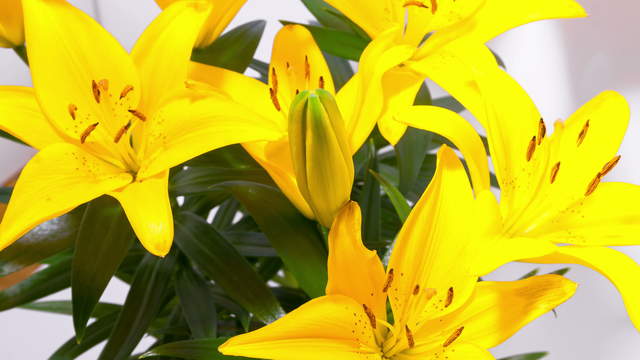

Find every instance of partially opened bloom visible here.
[155,0,248,48]
[323,0,587,144]
[219,147,577,360]
[0,0,282,256]
[0,0,24,48]
[190,25,384,226]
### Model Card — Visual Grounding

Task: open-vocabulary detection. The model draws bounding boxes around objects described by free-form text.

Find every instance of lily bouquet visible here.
[0,0,637,359]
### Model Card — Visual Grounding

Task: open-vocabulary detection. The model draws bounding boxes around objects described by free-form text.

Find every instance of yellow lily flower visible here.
[0,0,282,257]
[155,0,248,48]
[219,147,577,360]
[0,0,24,48]
[189,25,388,226]
[323,0,587,144]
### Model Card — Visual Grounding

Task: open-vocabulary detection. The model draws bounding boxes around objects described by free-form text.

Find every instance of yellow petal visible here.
[387,146,477,330]
[323,0,401,39]
[219,295,381,360]
[137,90,284,179]
[22,0,140,140]
[0,143,132,252]
[132,0,211,114]
[396,105,490,192]
[0,0,24,47]
[110,170,173,257]
[0,86,67,149]
[526,246,640,331]
[269,25,335,116]
[156,0,247,48]
[397,343,494,360]
[326,202,387,318]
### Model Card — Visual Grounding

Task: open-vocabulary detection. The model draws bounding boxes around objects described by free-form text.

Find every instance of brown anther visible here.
[68,104,78,120]
[443,326,464,347]
[550,162,561,184]
[445,287,454,308]
[585,173,602,196]
[382,268,394,293]
[577,120,590,146]
[537,118,546,145]
[80,122,99,144]
[271,67,278,93]
[285,61,291,69]
[600,155,621,177]
[362,304,376,329]
[430,0,438,14]
[526,136,537,162]
[304,55,311,82]
[405,325,415,348]
[98,79,109,92]
[128,109,147,122]
[269,87,281,111]
[120,85,134,99]
[114,121,132,144]
[91,80,101,104]
[295,89,300,95]
[413,284,420,295]
[403,1,427,8]
[319,76,325,89]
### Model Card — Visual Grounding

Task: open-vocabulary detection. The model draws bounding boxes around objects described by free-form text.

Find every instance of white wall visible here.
[0,0,638,359]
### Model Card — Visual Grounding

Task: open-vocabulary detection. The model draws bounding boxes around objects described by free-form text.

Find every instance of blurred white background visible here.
[0,0,639,359]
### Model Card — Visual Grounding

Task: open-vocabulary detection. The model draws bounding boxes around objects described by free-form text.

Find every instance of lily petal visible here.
[326,202,387,318]
[22,0,140,140]
[0,0,24,47]
[110,170,173,257]
[0,143,131,251]
[0,86,67,149]
[397,343,494,360]
[323,0,401,39]
[526,246,640,331]
[219,295,381,360]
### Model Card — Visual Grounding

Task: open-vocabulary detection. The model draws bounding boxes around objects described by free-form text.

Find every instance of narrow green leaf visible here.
[192,20,266,73]
[432,96,465,113]
[72,196,135,341]
[280,21,368,61]
[395,127,432,195]
[519,268,540,280]
[224,231,277,258]
[175,212,283,323]
[301,0,358,33]
[548,267,570,276]
[13,44,29,65]
[369,170,411,222]
[98,251,178,360]
[224,182,328,298]
[21,300,121,318]
[50,313,120,360]
[212,198,241,230]
[248,59,268,83]
[498,352,548,360]
[176,267,218,338]
[357,140,382,252]
[141,338,246,360]
[0,187,12,203]
[323,52,354,91]
[0,131,25,145]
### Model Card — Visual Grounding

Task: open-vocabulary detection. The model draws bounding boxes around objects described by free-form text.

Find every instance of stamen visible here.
[443,326,464,347]
[403,1,427,8]
[526,136,537,162]
[120,85,134,99]
[269,87,281,111]
[445,287,454,308]
[585,173,602,196]
[550,162,561,184]
[537,118,546,145]
[424,288,437,300]
[430,0,438,14]
[91,80,101,104]
[405,325,415,348]
[319,76,325,89]
[128,109,147,122]
[98,79,109,92]
[304,55,311,82]
[413,284,420,295]
[295,89,300,95]
[114,121,132,144]
[382,268,394,293]
[68,104,78,120]
[577,120,590,146]
[362,304,376,329]
[271,67,279,93]
[80,122,99,144]
[600,155,621,177]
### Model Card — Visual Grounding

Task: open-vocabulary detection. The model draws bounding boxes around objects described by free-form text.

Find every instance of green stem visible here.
[13,45,28,66]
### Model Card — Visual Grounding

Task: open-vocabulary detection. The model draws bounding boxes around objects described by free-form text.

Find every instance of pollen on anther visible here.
[577,120,590,146]
[98,79,109,92]
[526,136,537,162]
[382,268,394,293]
[445,287,454,308]
[114,121,132,144]
[413,284,420,295]
[304,55,311,82]
[537,118,546,145]
[585,173,602,196]
[319,76,325,89]
[91,80,101,104]
[120,85,134,99]
[362,304,376,329]
[405,325,415,348]
[128,109,147,122]
[403,1,427,8]
[68,104,78,120]
[443,327,464,347]
[271,67,279,93]
[80,122,99,144]
[269,88,281,111]
[430,0,438,13]
[550,162,561,184]
[600,155,621,177]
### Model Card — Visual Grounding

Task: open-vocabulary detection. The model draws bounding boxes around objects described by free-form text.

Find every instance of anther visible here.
[295,89,300,95]
[585,173,602,197]
[80,122,99,144]
[405,325,415,348]
[413,284,420,295]
[114,121,132,144]
[537,118,546,145]
[430,0,438,14]
[403,1,427,8]
[600,155,621,177]
[362,304,376,329]
[445,287,454,308]
[577,120,590,146]
[128,109,147,122]
[98,79,109,92]
[526,136,537,162]
[120,85,134,99]
[271,67,278,93]
[382,268,394,293]
[319,76,325,89]
[550,162,561,184]
[68,104,78,120]
[443,326,464,347]
[269,87,281,111]
[304,55,311,82]
[91,80,101,104]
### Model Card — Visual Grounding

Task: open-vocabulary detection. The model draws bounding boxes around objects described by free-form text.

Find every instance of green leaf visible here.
[0,208,83,276]
[369,170,410,222]
[141,338,247,360]
[432,96,465,113]
[72,196,135,341]
[549,267,570,276]
[224,182,328,298]
[519,268,540,280]
[21,300,121,318]
[280,21,369,61]
[248,59,268,83]
[301,0,357,33]
[224,231,277,258]
[357,140,382,252]
[498,352,548,360]
[0,130,26,146]
[50,312,120,360]
[98,251,178,360]
[323,52,354,91]
[192,20,266,73]
[175,212,283,323]
[212,198,241,230]
[395,127,432,195]
[176,267,218,338]
[0,186,12,203]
